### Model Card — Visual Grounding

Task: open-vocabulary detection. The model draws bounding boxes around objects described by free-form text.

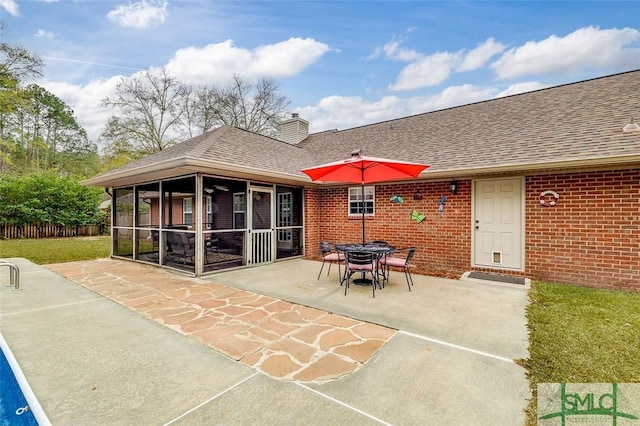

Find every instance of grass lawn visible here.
[521,281,640,425]
[0,236,111,264]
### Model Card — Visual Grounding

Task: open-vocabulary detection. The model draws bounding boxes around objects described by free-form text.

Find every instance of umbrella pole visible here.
[361,180,365,244]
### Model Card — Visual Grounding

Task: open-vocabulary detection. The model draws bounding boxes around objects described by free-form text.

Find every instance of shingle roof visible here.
[86,69,640,187]
[299,69,640,175]
[88,126,317,185]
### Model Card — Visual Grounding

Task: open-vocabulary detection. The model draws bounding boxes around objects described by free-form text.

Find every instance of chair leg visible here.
[340,264,348,286]
[317,260,326,280]
[372,270,377,298]
[404,267,414,291]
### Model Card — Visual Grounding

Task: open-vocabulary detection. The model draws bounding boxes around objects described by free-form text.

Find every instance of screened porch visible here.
[110,174,304,276]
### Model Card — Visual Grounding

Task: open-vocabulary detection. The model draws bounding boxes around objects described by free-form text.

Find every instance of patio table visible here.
[335,243,395,285]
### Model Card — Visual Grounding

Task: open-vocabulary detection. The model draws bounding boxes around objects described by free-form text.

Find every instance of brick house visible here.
[85,70,640,290]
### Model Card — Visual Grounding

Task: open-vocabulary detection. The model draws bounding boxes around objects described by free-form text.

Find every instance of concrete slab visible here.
[1,258,254,425]
[169,374,383,425]
[1,257,531,425]
[309,332,528,425]
[212,259,530,360]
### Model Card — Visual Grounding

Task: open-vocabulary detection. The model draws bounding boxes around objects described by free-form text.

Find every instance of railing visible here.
[0,260,20,290]
[0,223,109,239]
[250,230,273,266]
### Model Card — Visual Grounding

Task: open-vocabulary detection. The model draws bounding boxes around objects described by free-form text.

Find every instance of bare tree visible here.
[101,70,290,156]
[0,22,43,83]
[184,74,289,139]
[100,68,188,154]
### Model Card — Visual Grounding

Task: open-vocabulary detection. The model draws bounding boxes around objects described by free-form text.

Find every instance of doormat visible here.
[467,272,526,285]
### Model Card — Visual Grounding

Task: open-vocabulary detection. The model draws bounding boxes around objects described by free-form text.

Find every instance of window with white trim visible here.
[278,192,292,242]
[233,193,246,229]
[183,197,192,225]
[205,195,213,229]
[349,186,375,216]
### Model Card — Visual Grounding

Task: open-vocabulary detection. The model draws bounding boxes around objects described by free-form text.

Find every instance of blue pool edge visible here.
[0,332,51,426]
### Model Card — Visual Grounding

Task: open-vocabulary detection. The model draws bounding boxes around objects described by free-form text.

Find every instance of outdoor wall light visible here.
[623,117,640,133]
[450,180,458,195]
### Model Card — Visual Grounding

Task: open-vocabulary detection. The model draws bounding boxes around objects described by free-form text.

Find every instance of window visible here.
[349,186,375,215]
[205,196,213,229]
[233,193,246,229]
[278,192,292,242]
[183,197,192,225]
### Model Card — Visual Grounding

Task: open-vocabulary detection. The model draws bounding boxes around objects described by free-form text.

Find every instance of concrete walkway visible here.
[1,257,530,425]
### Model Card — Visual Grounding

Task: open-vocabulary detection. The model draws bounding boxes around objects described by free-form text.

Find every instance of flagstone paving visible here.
[46,259,396,383]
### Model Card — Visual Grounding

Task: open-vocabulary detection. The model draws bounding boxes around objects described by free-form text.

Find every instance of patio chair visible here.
[151,230,159,251]
[166,232,195,265]
[343,250,381,298]
[366,240,391,281]
[379,247,416,291]
[317,241,345,281]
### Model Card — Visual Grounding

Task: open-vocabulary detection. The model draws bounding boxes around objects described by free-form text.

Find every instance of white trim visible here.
[348,186,375,217]
[182,197,193,225]
[249,186,276,266]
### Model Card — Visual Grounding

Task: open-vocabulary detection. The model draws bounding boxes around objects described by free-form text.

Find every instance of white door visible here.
[473,178,523,269]
[249,187,275,266]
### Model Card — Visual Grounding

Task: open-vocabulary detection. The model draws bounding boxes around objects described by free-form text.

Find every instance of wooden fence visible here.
[0,223,109,239]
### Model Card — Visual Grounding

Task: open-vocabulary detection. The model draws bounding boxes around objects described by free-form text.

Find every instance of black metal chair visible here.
[343,250,381,298]
[379,247,416,291]
[367,240,391,281]
[317,241,345,281]
[166,232,195,265]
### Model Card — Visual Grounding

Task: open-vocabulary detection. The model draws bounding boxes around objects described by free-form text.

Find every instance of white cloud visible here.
[368,34,421,62]
[250,38,332,78]
[107,0,168,29]
[34,29,57,39]
[0,0,19,16]
[388,37,505,91]
[458,38,505,72]
[390,51,463,91]
[491,26,640,79]
[165,38,330,85]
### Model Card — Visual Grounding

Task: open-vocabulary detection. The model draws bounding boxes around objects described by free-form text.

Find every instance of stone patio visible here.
[46,259,396,383]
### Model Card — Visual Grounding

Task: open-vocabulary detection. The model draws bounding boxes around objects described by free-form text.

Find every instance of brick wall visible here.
[304,180,472,279]
[304,169,639,291]
[526,169,639,291]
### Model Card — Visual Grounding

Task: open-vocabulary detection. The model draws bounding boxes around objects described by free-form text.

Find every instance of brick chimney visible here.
[279,113,309,144]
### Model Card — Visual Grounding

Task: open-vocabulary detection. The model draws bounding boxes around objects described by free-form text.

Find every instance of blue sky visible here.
[2,0,640,145]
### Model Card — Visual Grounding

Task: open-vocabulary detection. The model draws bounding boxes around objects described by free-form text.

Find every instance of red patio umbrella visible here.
[302,150,430,243]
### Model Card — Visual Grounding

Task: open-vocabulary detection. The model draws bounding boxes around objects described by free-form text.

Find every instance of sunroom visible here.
[111,173,304,276]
